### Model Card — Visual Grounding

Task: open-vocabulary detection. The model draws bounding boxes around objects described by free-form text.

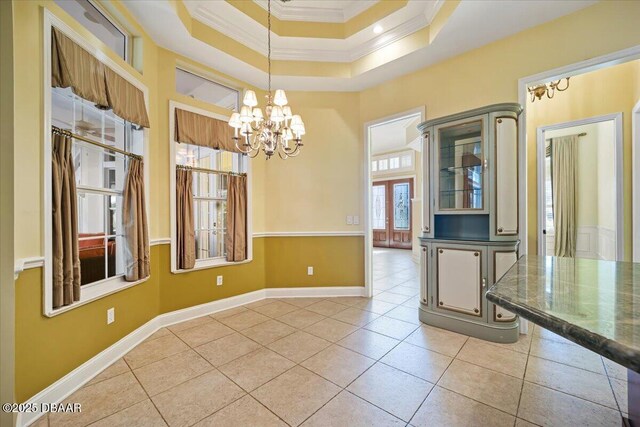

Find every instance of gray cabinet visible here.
[417,103,522,344]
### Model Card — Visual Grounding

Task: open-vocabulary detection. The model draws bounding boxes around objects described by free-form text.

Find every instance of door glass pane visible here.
[372,185,386,229]
[439,120,483,209]
[393,183,410,230]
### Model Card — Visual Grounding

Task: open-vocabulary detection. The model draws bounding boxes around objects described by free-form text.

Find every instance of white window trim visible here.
[169,100,253,274]
[43,10,150,317]
[86,0,131,63]
[175,65,242,113]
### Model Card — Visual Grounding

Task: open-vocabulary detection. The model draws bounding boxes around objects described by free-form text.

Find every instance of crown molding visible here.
[253,0,378,23]
[193,1,431,63]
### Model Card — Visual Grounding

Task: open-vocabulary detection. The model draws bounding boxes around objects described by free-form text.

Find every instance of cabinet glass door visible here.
[438,120,484,210]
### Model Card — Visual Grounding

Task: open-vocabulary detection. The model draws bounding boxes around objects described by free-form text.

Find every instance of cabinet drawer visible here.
[436,247,483,317]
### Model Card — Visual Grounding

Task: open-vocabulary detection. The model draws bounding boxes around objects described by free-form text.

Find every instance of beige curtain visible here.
[52,27,109,108]
[176,169,196,269]
[105,67,150,128]
[175,108,239,152]
[51,28,150,128]
[226,175,247,262]
[552,135,578,257]
[52,131,81,308]
[123,158,150,280]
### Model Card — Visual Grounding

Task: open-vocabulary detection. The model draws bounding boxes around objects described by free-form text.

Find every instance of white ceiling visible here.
[371,115,421,154]
[121,0,596,92]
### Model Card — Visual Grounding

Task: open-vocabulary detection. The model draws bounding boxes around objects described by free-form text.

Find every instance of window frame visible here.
[169,101,253,273]
[175,66,241,113]
[55,0,132,63]
[43,11,150,317]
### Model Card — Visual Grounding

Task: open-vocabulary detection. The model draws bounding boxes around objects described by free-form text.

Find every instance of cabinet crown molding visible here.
[417,103,523,132]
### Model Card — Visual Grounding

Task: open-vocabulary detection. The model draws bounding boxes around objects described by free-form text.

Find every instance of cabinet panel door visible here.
[434,115,489,215]
[420,245,428,305]
[493,250,517,322]
[495,116,518,235]
[437,247,482,317]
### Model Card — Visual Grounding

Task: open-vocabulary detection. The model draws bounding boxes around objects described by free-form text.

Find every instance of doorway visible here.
[536,114,623,261]
[372,178,413,249]
[364,107,424,298]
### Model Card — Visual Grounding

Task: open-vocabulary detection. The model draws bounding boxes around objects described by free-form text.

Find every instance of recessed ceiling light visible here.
[373,24,383,34]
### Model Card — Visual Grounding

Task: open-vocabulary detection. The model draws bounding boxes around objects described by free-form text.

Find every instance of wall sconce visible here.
[528,77,570,102]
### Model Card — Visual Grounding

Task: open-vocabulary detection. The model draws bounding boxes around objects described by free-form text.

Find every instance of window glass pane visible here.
[176,68,239,111]
[389,157,400,169]
[393,183,410,230]
[371,160,377,172]
[53,84,140,287]
[378,159,388,171]
[401,154,412,168]
[107,236,124,278]
[372,185,386,230]
[54,0,127,60]
[176,143,242,173]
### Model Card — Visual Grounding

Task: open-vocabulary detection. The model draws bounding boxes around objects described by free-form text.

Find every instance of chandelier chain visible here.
[268,0,271,96]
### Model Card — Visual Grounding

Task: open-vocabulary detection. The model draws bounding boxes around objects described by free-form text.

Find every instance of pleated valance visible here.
[174,108,239,153]
[51,27,150,128]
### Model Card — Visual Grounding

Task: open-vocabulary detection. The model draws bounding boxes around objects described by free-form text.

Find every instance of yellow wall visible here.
[358,1,640,258]
[526,60,639,259]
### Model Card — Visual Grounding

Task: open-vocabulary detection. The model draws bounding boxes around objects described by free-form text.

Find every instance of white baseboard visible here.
[265,286,365,298]
[17,286,364,427]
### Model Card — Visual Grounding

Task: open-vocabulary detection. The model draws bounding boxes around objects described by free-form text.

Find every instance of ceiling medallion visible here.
[528,77,570,102]
[228,0,305,159]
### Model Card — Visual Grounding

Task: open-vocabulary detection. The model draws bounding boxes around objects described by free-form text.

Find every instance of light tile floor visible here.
[35,249,628,426]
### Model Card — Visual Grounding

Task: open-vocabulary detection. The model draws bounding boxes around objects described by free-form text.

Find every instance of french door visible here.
[372,178,413,249]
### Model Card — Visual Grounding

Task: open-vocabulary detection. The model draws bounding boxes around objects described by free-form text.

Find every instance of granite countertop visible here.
[486,255,640,372]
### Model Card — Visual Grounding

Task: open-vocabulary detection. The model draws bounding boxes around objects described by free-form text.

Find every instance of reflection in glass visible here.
[439,120,483,209]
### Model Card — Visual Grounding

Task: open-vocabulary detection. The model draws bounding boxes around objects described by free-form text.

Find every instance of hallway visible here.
[372,248,420,300]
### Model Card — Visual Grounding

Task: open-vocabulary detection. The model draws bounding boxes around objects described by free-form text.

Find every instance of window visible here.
[372,150,415,175]
[545,155,554,233]
[52,87,144,286]
[171,103,249,270]
[176,144,246,262]
[389,156,400,169]
[54,0,128,61]
[176,68,240,112]
[371,160,378,172]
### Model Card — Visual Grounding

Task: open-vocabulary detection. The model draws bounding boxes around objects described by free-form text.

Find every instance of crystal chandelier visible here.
[227,0,305,159]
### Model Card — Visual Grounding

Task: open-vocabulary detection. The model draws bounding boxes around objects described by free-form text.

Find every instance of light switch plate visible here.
[217,276,223,286]
[107,308,115,325]
[346,216,353,225]
[307,266,314,275]
[353,215,360,225]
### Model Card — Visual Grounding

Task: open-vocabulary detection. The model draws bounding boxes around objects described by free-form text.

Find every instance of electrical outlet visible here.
[307,266,314,275]
[353,215,360,225]
[346,215,353,225]
[107,308,115,325]
[217,275,223,286]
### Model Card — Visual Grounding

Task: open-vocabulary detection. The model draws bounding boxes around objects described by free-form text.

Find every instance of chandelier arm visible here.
[557,77,570,91]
